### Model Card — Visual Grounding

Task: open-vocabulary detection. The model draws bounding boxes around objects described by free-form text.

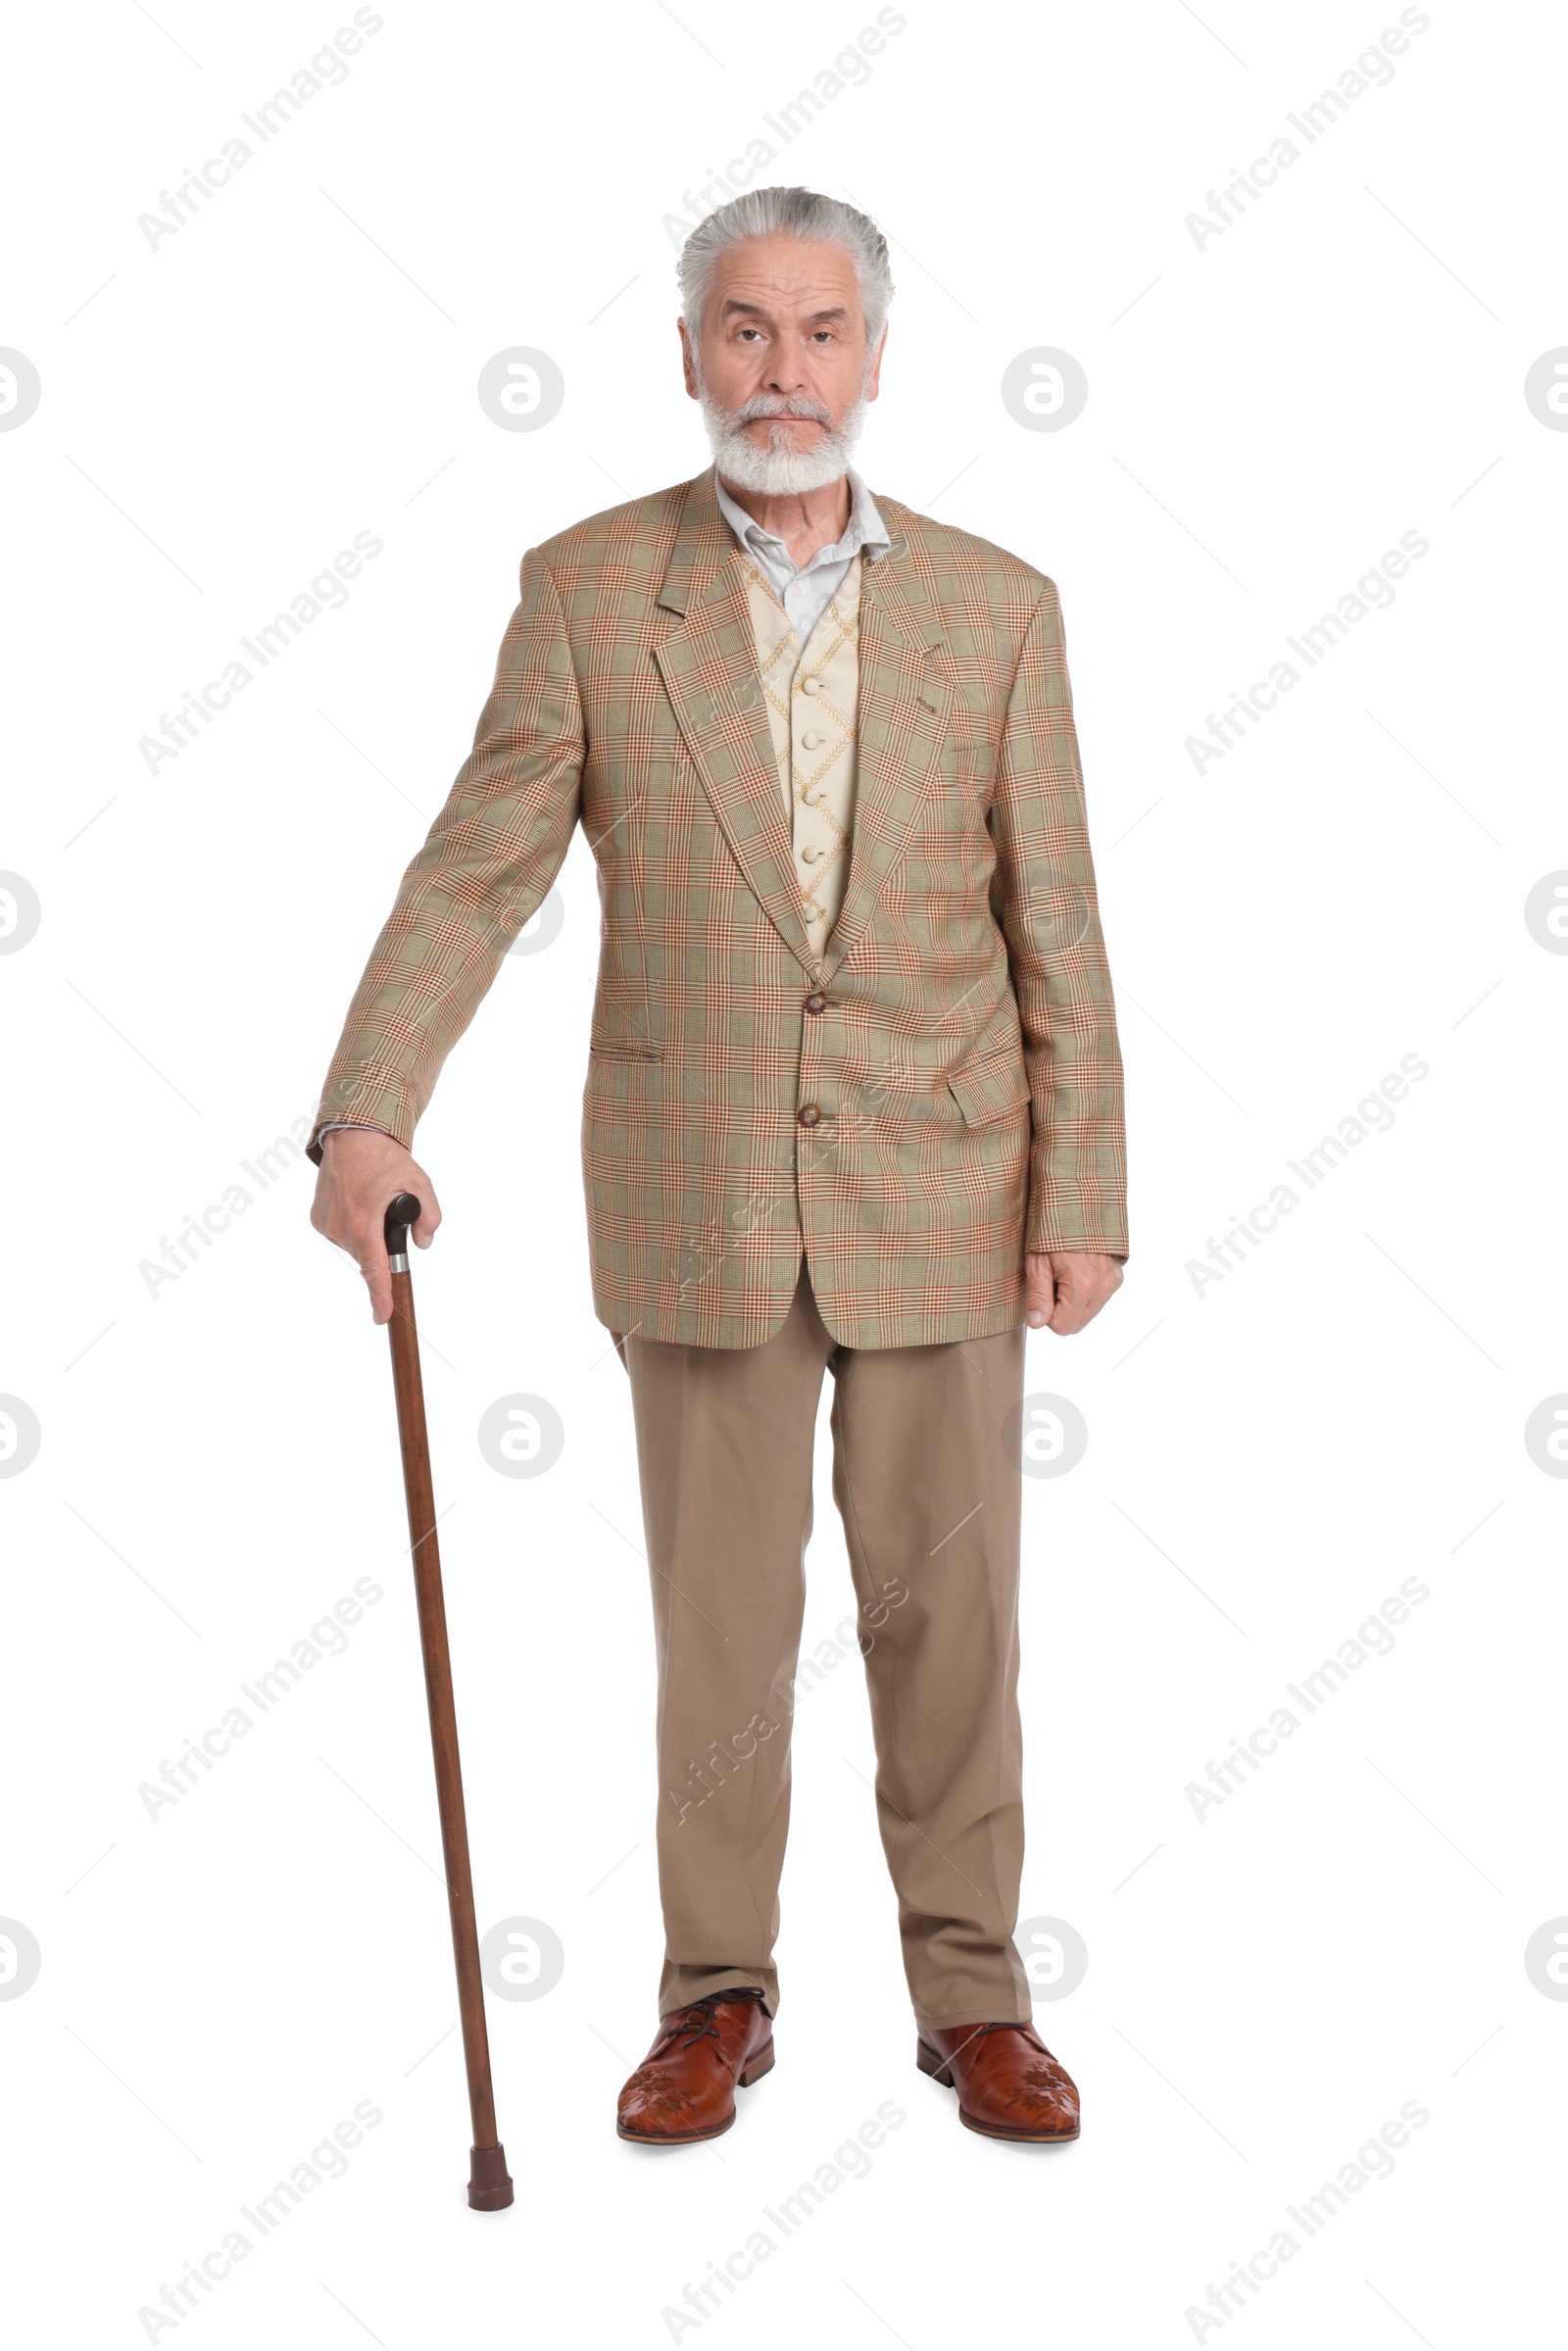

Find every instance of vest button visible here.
[797,1104,821,1127]
[801,730,822,751]
[805,992,827,1014]
[801,676,821,696]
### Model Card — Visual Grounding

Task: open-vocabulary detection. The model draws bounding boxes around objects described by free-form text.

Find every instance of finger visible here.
[1054,1276,1113,1336]
[359,1225,394,1325]
[407,1174,441,1249]
[1044,1262,1076,1321]
[1024,1257,1056,1330]
[1048,1267,1096,1335]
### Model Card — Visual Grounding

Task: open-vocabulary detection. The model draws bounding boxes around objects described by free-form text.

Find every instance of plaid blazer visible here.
[308,467,1127,1349]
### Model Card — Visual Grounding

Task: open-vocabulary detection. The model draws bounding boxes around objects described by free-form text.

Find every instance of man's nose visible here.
[762,373,823,411]
[761,356,813,393]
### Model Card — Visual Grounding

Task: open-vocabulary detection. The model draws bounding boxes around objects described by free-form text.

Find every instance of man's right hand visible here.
[310,1129,442,1325]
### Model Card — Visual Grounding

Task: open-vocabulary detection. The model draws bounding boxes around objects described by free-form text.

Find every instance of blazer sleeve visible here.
[305,547,585,1164]
[987,575,1128,1259]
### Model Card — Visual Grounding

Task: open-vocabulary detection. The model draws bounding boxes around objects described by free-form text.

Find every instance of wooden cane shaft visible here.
[385,1266,501,2154]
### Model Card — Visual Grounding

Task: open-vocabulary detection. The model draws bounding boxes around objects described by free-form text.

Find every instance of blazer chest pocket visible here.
[947,1040,1030,1127]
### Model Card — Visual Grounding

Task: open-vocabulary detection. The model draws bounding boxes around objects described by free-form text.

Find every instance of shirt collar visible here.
[713,464,891,573]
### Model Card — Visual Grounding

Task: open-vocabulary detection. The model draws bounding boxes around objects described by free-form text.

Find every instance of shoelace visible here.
[660,1986,764,2059]
[948,2019,1049,2065]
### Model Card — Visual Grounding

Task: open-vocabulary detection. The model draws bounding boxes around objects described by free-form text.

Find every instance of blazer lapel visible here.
[816,501,952,987]
[653,472,815,974]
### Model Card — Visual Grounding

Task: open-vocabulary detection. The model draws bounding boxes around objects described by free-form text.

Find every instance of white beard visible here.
[698,384,868,495]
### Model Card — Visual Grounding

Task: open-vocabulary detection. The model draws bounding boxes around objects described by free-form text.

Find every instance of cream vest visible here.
[742,555,862,960]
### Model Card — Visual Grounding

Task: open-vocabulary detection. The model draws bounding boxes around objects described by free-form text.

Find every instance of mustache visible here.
[723,393,836,428]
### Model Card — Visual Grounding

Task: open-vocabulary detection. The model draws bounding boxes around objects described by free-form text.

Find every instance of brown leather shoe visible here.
[916,2020,1080,2142]
[616,1988,775,2145]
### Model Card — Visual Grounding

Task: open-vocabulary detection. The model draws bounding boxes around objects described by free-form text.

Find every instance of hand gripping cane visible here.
[381,1193,513,2212]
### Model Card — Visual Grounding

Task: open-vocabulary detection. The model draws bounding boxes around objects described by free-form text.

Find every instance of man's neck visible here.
[716,470,852,572]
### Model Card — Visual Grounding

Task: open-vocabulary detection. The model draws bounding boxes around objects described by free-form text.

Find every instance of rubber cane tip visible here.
[467,2143,514,2211]
[383,1192,422,1257]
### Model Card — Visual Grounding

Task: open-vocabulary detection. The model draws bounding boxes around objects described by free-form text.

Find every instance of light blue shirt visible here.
[714,465,891,646]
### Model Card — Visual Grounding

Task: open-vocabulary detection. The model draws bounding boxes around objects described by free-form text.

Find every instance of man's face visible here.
[680,233,885,495]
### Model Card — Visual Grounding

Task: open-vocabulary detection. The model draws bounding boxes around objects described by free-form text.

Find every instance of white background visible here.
[4,1,1564,2343]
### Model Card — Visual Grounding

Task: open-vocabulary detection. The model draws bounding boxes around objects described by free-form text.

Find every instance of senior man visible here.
[308,185,1126,2148]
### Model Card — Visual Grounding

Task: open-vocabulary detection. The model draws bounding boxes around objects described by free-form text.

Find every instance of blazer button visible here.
[805,991,826,1014]
[797,1104,822,1127]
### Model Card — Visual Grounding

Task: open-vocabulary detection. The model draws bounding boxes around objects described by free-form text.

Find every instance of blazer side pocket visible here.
[947,1040,1031,1127]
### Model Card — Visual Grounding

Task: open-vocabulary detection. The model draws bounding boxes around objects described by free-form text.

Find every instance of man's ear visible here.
[678,318,700,402]
[864,326,888,404]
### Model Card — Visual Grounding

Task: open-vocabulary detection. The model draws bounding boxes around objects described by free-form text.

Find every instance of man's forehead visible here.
[710,239,861,317]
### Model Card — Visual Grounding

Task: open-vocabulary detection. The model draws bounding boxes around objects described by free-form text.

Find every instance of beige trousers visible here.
[614,1255,1033,2030]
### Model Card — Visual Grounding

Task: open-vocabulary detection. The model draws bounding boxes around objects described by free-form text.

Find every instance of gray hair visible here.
[677,186,895,355]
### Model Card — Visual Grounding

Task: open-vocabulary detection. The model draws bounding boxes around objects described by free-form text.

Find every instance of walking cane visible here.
[381,1192,514,2212]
